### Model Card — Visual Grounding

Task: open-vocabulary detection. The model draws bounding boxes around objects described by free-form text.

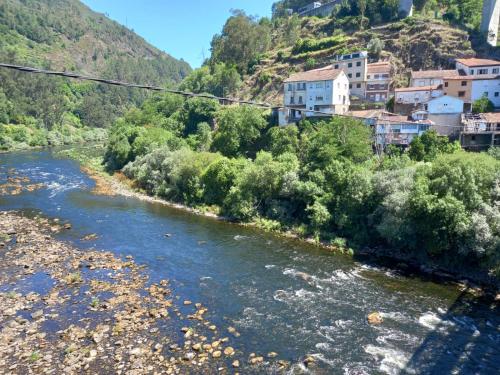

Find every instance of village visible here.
[277,0,500,151]
[279,52,500,151]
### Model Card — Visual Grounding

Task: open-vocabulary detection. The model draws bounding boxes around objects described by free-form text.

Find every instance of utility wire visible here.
[0,62,474,129]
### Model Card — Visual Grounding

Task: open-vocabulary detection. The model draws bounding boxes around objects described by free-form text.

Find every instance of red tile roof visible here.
[284,69,344,82]
[455,58,500,67]
[411,69,458,79]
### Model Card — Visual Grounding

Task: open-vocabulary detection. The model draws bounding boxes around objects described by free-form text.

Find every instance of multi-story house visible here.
[461,112,500,150]
[442,75,473,105]
[297,1,340,17]
[366,62,391,102]
[330,51,368,98]
[455,58,500,76]
[411,69,458,87]
[411,95,464,136]
[280,68,350,125]
[349,109,431,147]
[471,75,500,107]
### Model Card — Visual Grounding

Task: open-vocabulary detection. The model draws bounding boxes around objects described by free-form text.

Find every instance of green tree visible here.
[472,95,494,114]
[212,106,269,157]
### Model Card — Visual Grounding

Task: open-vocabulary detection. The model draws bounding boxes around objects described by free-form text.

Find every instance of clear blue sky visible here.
[81,0,273,69]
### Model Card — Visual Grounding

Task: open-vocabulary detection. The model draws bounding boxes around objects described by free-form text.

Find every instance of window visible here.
[334,64,339,69]
[349,83,352,89]
[470,69,475,75]
[288,84,293,91]
[352,53,360,58]
[356,83,361,88]
[458,91,465,97]
[316,96,324,101]
[356,72,361,78]
[298,96,303,104]
[484,92,489,97]
[382,74,390,78]
[461,81,467,86]
[297,83,306,90]
[290,97,295,104]
[374,74,380,79]
[348,63,352,68]
[367,75,371,79]
[479,69,488,75]
[495,92,499,97]
[348,73,352,78]
[444,82,449,87]
[316,82,323,88]
[493,68,499,74]
[356,61,361,67]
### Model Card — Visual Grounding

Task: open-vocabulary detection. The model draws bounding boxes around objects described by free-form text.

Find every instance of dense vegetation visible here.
[0,0,191,150]
[104,93,500,280]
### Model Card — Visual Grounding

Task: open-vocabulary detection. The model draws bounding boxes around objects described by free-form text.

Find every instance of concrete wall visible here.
[299,1,341,17]
[427,96,464,114]
[471,78,500,107]
[480,0,500,46]
[398,0,413,17]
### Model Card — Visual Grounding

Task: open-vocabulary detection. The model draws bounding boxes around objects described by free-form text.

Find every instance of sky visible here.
[81,0,273,68]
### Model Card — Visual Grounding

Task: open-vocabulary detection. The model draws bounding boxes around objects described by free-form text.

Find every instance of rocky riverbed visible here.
[0,211,290,374]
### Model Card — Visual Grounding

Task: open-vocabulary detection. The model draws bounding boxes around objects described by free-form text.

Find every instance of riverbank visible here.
[76,155,500,294]
[0,211,291,374]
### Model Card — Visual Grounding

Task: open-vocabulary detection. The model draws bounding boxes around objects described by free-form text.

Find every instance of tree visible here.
[212,106,268,157]
[472,95,494,114]
[409,130,460,162]
[210,10,271,73]
[367,37,385,60]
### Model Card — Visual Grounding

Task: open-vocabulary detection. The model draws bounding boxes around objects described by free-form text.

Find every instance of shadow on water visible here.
[403,290,499,374]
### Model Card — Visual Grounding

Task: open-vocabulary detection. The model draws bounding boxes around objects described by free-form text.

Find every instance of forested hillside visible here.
[0,0,191,150]
[180,0,486,104]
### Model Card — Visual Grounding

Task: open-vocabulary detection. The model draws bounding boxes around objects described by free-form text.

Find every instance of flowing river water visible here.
[0,149,499,374]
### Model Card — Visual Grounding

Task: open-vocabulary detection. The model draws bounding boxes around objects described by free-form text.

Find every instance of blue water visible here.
[1,149,499,374]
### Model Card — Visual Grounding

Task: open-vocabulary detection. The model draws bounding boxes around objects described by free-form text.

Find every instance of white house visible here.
[280,68,350,125]
[410,69,458,87]
[415,95,465,136]
[394,85,443,105]
[471,75,500,107]
[455,58,500,76]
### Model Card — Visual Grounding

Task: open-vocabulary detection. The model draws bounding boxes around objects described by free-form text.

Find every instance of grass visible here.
[29,351,41,362]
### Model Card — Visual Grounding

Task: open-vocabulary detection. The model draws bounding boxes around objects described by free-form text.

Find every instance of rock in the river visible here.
[367,312,383,325]
[232,360,240,368]
[223,347,234,356]
[63,223,72,230]
[267,351,278,358]
[249,356,264,365]
[212,350,222,358]
[31,310,44,320]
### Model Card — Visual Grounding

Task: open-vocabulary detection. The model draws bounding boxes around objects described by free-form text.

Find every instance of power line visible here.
[0,62,469,129]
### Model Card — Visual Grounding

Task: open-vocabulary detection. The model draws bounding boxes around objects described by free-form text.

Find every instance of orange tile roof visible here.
[395,85,440,92]
[411,69,458,79]
[455,58,500,67]
[284,69,343,82]
[367,62,391,74]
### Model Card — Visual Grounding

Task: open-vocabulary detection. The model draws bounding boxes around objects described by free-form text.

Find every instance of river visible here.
[0,149,499,374]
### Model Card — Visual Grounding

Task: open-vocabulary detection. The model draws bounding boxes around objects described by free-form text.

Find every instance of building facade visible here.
[366,62,391,102]
[443,76,473,104]
[394,85,443,105]
[455,58,500,76]
[471,75,500,107]
[298,1,340,17]
[411,69,458,87]
[461,112,500,150]
[349,109,431,147]
[330,51,368,98]
[280,69,350,125]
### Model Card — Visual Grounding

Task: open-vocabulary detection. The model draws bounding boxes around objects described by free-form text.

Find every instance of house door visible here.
[375,94,380,102]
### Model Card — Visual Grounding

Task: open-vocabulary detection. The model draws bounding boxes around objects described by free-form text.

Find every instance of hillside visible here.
[0,0,191,135]
[0,0,190,81]
[179,0,491,107]
[238,17,476,104]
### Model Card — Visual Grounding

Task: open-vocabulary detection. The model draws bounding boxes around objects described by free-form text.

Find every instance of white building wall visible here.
[456,62,500,76]
[411,78,445,87]
[427,96,464,114]
[395,89,442,105]
[471,78,500,107]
